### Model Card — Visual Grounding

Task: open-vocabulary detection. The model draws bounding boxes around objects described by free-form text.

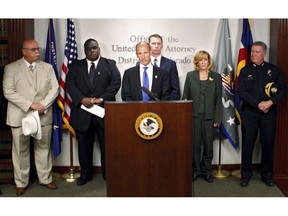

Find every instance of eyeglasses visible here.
[23,47,40,52]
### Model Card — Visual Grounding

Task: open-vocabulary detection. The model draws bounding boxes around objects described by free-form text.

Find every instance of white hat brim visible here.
[25,111,42,140]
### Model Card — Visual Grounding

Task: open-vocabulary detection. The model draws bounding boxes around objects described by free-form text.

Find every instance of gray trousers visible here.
[11,124,53,187]
[193,114,214,176]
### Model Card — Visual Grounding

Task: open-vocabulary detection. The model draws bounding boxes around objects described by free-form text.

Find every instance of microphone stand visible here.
[141,86,159,101]
[212,126,230,178]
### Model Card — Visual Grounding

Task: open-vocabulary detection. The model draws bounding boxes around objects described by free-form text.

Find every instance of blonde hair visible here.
[193,50,213,72]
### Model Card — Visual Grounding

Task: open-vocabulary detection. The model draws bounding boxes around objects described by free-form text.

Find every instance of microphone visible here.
[141,86,159,101]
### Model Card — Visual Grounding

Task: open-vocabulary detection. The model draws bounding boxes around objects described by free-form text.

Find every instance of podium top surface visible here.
[105,100,193,104]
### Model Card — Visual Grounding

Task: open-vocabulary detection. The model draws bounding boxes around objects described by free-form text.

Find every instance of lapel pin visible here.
[267,70,272,76]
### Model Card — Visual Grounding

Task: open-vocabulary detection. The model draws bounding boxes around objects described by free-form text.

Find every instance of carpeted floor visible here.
[193,171,284,197]
[1,171,286,216]
[0,171,284,197]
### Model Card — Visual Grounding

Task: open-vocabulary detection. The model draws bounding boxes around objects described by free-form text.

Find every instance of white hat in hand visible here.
[22,110,42,140]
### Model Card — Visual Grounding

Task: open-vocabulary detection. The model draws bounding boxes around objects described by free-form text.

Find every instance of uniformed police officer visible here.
[238,41,286,187]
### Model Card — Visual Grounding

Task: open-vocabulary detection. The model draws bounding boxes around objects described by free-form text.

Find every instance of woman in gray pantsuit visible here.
[182,50,222,183]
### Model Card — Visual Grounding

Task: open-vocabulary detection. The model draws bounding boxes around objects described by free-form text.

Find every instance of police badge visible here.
[265,82,278,98]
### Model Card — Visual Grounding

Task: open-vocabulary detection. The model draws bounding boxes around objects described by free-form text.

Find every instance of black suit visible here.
[159,56,180,100]
[121,65,170,101]
[66,57,121,179]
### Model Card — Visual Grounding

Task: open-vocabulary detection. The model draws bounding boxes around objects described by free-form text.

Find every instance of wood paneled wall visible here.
[270,19,288,196]
[7,19,34,62]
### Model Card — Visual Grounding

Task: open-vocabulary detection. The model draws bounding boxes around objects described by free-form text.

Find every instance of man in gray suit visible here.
[3,39,59,196]
[121,42,170,101]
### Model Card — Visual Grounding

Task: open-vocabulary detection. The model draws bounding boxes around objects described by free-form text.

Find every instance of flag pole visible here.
[212,126,230,178]
[59,18,79,182]
[231,135,241,178]
[62,131,80,182]
[232,18,254,179]
[231,122,241,179]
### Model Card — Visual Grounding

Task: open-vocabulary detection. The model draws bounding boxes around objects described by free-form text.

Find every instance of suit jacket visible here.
[160,56,180,100]
[66,57,121,131]
[121,65,171,101]
[3,58,59,126]
[182,70,222,124]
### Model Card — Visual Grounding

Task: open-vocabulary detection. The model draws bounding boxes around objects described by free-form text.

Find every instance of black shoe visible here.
[240,179,249,187]
[77,177,92,186]
[193,173,200,181]
[203,175,213,183]
[102,173,106,181]
[261,177,274,187]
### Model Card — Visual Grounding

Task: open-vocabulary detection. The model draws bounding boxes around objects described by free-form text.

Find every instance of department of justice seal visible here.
[135,112,163,140]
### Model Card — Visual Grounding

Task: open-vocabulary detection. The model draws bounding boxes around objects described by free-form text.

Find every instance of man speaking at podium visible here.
[121,42,171,101]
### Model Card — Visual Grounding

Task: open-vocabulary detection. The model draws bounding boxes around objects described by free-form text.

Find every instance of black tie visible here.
[154,59,158,67]
[90,62,96,86]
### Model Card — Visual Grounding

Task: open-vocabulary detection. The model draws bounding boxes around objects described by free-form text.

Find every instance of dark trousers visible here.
[241,107,276,180]
[76,115,106,179]
[193,114,214,176]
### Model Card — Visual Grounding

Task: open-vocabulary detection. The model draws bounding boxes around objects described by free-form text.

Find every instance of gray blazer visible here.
[182,70,222,124]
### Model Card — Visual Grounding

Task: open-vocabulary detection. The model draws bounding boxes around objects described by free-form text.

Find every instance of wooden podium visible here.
[105,101,193,197]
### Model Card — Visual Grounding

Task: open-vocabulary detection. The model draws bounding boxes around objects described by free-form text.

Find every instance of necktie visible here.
[29,64,33,75]
[90,62,96,86]
[154,59,158,67]
[29,64,36,85]
[142,66,149,101]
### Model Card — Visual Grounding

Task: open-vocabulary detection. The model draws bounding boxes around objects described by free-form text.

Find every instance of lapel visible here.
[191,71,200,85]
[19,60,35,89]
[89,57,104,91]
[151,66,160,92]
[191,71,216,88]
[160,56,168,71]
[206,72,216,88]
[135,66,142,97]
[34,62,43,90]
[81,59,90,88]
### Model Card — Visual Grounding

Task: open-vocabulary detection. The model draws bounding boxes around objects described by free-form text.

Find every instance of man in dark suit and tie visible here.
[66,38,121,184]
[149,34,181,100]
[121,42,170,101]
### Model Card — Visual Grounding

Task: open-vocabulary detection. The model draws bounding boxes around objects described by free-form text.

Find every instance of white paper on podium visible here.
[81,104,105,118]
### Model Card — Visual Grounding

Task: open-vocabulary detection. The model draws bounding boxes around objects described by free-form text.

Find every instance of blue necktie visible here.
[142,66,149,101]
[90,62,96,86]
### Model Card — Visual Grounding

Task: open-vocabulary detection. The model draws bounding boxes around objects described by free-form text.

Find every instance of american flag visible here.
[234,19,253,125]
[58,18,78,137]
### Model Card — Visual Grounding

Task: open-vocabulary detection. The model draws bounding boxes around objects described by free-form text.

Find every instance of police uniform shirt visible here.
[238,61,286,108]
